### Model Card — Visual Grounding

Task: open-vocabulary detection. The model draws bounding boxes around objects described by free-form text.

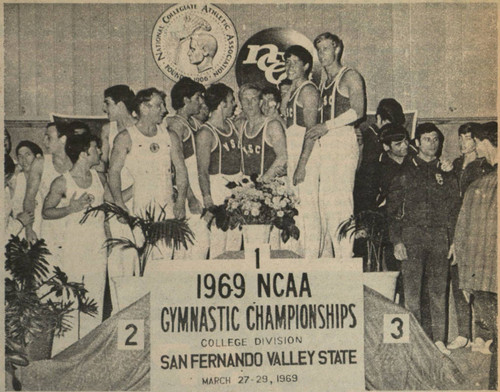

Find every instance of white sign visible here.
[150,257,365,391]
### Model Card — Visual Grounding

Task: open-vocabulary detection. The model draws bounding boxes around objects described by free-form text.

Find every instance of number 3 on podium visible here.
[383,314,410,343]
[118,320,145,350]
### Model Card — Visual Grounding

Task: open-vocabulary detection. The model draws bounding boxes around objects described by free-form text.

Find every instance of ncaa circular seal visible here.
[152,3,238,84]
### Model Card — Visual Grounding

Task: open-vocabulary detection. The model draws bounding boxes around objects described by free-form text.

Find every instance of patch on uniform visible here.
[150,143,160,153]
[435,173,443,185]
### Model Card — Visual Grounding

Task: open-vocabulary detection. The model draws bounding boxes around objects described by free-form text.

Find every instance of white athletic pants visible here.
[286,125,321,259]
[318,126,359,259]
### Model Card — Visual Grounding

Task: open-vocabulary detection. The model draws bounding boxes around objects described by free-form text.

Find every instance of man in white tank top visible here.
[42,133,108,354]
[306,33,366,259]
[101,85,138,309]
[167,77,209,260]
[23,123,73,257]
[109,88,188,265]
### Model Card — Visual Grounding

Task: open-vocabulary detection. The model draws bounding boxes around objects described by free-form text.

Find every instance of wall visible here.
[4,2,497,120]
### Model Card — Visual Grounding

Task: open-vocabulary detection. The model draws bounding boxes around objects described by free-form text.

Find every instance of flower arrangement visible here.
[206,175,300,243]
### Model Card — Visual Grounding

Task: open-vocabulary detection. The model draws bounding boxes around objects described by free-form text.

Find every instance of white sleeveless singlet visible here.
[51,169,106,354]
[11,173,42,236]
[126,124,175,217]
[39,155,69,254]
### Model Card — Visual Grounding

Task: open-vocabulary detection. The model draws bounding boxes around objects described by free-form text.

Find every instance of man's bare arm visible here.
[108,130,131,210]
[195,127,216,208]
[168,118,200,209]
[294,84,319,185]
[42,176,90,220]
[96,122,110,173]
[23,156,44,240]
[169,130,188,219]
[261,119,287,182]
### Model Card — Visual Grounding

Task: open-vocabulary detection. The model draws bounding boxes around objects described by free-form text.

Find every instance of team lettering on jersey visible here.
[241,143,262,156]
[221,138,238,152]
[321,85,333,120]
[322,93,335,107]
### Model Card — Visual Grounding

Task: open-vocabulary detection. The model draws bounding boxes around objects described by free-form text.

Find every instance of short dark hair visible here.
[5,129,12,154]
[5,154,16,179]
[376,98,405,126]
[458,122,480,136]
[171,77,206,111]
[284,45,313,77]
[379,123,409,146]
[262,85,281,104]
[415,122,444,141]
[104,85,135,113]
[314,32,344,59]
[204,83,233,112]
[132,88,166,115]
[68,121,90,136]
[16,140,43,157]
[65,133,100,164]
[473,121,497,147]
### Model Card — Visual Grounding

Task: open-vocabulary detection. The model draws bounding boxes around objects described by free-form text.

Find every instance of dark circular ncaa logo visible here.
[236,28,320,88]
[152,3,237,84]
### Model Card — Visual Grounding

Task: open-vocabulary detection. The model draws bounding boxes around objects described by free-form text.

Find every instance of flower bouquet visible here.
[205,174,300,243]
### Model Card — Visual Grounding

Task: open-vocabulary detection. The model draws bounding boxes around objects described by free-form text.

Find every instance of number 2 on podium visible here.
[118,320,145,350]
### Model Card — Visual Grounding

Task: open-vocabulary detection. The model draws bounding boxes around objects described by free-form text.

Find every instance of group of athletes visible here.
[4,30,497,357]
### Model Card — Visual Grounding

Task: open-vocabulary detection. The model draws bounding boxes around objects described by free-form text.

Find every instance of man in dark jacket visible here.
[375,124,411,304]
[452,122,493,198]
[354,98,405,214]
[387,123,461,355]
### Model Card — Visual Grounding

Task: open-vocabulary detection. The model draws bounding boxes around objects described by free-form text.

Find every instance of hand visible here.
[305,123,329,141]
[394,242,408,261]
[440,159,453,172]
[293,165,306,186]
[69,192,92,213]
[448,243,456,265]
[16,211,34,227]
[25,226,38,243]
[173,202,186,220]
[188,197,202,215]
